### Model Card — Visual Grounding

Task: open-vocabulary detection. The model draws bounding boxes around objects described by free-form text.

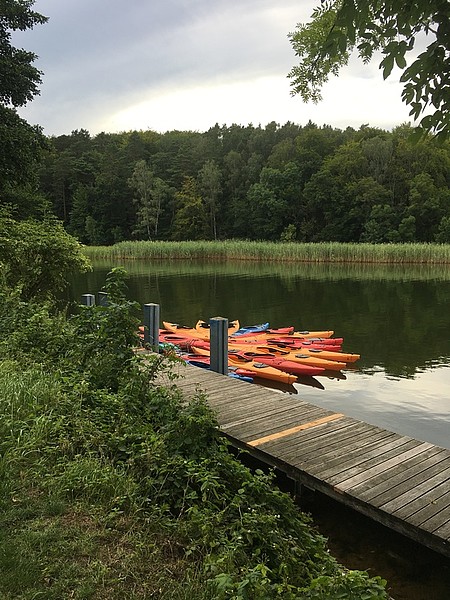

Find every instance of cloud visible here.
[16,0,412,135]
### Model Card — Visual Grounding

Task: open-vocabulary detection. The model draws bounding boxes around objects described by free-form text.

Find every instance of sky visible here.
[14,0,415,137]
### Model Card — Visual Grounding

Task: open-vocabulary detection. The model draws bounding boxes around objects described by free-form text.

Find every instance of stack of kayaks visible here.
[138,320,360,387]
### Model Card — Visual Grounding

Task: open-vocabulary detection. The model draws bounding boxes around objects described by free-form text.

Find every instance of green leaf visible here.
[380,55,394,79]
[395,54,407,69]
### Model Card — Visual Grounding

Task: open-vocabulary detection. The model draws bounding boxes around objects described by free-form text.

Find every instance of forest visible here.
[32,121,450,246]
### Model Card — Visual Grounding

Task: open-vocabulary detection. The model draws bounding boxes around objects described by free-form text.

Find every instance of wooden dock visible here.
[157,362,450,558]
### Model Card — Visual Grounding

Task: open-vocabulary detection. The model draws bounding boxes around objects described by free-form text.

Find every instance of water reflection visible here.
[69,259,450,449]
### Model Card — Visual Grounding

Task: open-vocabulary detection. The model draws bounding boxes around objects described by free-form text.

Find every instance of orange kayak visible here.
[227,355,298,384]
[241,344,359,364]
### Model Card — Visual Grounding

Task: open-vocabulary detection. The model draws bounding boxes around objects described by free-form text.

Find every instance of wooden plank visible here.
[219,399,319,431]
[266,424,368,468]
[247,413,344,446]
[271,420,375,462]
[380,467,450,516]
[220,403,311,430]
[431,519,450,540]
[357,452,450,505]
[232,407,331,442]
[337,440,434,493]
[316,435,414,480]
[303,431,402,479]
[332,441,432,490]
[216,393,301,419]
[300,427,396,468]
[216,396,279,419]
[410,492,450,530]
[392,484,450,524]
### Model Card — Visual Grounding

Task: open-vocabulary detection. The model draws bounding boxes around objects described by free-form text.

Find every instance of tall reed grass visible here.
[83,240,450,264]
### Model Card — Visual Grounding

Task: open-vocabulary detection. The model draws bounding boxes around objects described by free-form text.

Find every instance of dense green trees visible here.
[37,122,450,245]
[1,1,90,298]
[288,0,450,140]
[0,0,49,217]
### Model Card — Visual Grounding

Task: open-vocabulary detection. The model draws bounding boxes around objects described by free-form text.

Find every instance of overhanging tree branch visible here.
[288,0,450,140]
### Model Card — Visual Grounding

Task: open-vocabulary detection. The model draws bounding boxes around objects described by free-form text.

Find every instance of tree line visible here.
[35,122,450,245]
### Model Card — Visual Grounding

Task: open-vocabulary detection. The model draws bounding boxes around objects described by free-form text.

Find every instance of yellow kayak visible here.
[195,319,240,336]
[162,320,240,340]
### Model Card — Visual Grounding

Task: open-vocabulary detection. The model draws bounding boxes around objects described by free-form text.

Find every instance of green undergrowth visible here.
[0,268,389,599]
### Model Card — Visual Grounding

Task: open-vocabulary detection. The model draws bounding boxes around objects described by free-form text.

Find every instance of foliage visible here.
[0,0,48,106]
[0,105,48,206]
[0,209,91,301]
[64,267,141,390]
[199,159,222,240]
[128,159,170,240]
[288,0,450,140]
[0,0,48,206]
[37,123,450,246]
[172,176,209,240]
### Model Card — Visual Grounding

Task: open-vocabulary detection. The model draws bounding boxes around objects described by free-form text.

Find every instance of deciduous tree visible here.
[288,1,450,140]
[0,0,48,209]
[199,160,221,240]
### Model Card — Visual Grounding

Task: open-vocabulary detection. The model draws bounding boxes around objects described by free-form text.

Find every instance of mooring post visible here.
[81,293,95,306]
[143,303,160,352]
[210,317,228,375]
[97,291,108,306]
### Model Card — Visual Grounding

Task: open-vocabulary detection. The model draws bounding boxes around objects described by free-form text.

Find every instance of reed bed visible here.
[83,240,450,264]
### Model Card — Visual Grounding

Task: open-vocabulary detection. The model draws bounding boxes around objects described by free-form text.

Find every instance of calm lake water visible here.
[69,259,450,450]
[69,258,450,599]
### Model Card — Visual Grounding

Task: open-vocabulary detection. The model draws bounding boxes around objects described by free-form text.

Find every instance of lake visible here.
[69,259,450,451]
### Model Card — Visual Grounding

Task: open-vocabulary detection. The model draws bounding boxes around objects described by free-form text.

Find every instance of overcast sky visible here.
[15,0,414,137]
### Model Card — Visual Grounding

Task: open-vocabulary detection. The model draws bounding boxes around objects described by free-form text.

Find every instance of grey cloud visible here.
[16,0,411,135]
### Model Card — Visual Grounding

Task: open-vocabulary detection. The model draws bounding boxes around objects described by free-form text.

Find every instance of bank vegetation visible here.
[83,239,450,264]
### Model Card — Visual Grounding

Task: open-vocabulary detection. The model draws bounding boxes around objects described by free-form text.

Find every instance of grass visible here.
[0,362,215,599]
[83,240,450,264]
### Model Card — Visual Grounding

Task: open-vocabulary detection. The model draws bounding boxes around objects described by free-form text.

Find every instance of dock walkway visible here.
[158,362,450,558]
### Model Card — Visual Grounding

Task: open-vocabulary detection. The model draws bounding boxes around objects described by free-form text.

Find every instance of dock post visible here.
[143,303,160,352]
[97,291,108,306]
[210,317,228,375]
[81,293,95,306]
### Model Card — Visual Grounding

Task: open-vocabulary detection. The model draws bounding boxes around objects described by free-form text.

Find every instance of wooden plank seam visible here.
[247,413,344,447]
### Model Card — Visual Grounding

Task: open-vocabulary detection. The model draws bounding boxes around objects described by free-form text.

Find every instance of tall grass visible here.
[83,240,450,264]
